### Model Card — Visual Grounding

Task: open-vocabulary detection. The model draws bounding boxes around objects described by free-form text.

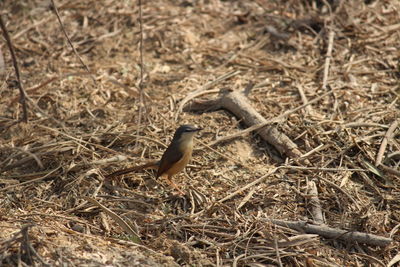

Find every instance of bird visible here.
[156,124,202,193]
[106,125,202,194]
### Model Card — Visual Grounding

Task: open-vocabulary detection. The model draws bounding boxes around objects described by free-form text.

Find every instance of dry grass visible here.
[1,0,399,266]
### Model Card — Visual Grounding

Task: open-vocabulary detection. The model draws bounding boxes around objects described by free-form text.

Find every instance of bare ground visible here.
[0,0,399,266]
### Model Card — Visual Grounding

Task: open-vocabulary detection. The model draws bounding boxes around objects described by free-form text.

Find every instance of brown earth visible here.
[1,0,399,266]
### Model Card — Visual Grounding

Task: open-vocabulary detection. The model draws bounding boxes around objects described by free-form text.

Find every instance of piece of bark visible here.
[184,87,303,159]
[269,219,392,247]
[307,180,325,225]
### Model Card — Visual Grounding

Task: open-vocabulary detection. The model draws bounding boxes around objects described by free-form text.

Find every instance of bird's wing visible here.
[156,144,183,178]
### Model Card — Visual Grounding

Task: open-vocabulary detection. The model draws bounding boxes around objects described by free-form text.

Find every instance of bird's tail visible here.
[106,160,160,179]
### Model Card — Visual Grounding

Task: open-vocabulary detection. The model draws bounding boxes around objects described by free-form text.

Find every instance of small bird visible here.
[106,125,202,194]
[156,124,202,193]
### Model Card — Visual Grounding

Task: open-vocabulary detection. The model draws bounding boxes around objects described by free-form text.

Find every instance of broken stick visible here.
[269,219,392,247]
[307,180,325,225]
[184,84,303,159]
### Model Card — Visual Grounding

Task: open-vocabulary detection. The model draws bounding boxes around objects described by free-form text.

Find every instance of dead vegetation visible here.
[1,0,399,266]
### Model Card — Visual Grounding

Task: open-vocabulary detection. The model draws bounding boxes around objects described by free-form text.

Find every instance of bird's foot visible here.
[166,178,186,196]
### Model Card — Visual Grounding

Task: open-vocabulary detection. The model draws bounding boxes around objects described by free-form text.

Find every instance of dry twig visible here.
[135,0,146,148]
[375,120,398,166]
[307,180,325,225]
[218,167,278,203]
[322,31,335,90]
[269,219,392,247]
[50,0,94,82]
[0,15,28,123]
[84,197,141,243]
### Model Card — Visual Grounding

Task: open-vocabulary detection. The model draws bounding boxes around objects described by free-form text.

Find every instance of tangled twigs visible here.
[106,160,159,179]
[84,197,141,244]
[0,224,50,266]
[20,225,50,266]
[218,167,278,203]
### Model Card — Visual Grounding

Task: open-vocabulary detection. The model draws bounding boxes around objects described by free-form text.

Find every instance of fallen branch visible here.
[184,84,334,160]
[189,87,334,159]
[202,84,304,156]
[269,219,392,247]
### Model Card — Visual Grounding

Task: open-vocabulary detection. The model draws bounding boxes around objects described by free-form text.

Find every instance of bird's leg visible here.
[165,175,185,195]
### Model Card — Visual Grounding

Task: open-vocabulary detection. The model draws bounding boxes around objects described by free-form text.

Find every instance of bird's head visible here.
[173,124,202,142]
